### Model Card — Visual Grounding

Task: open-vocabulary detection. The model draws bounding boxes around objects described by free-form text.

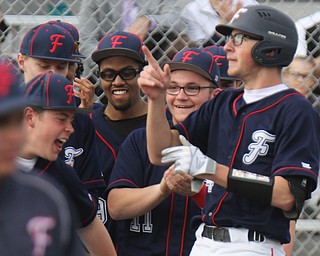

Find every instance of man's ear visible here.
[212,88,222,98]
[24,107,36,128]
[17,53,27,72]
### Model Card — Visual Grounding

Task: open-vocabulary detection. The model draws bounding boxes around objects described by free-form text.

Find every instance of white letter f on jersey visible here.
[243,130,275,165]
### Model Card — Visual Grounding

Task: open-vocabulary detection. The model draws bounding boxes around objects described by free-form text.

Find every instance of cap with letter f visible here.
[91,31,145,64]
[168,48,220,87]
[20,23,78,63]
[46,20,84,58]
[23,71,77,110]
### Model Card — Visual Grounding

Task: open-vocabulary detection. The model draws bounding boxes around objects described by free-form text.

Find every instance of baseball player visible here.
[0,59,85,255]
[203,45,243,89]
[90,31,148,233]
[107,48,221,255]
[45,20,94,109]
[18,71,116,256]
[138,5,320,256]
[17,22,106,204]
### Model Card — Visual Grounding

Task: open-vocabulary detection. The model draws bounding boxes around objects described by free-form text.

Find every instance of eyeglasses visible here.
[167,85,216,96]
[99,67,142,82]
[226,33,261,46]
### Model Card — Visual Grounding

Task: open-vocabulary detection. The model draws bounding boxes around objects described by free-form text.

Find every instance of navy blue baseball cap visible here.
[203,45,240,81]
[91,31,145,64]
[20,23,78,63]
[47,20,84,58]
[168,48,220,87]
[0,58,26,116]
[23,71,77,110]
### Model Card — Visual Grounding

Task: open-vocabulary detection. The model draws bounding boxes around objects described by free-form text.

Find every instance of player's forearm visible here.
[271,176,295,211]
[107,185,170,220]
[195,165,295,211]
[78,216,116,256]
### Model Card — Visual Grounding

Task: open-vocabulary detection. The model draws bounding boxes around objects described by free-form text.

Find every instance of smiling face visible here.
[166,70,215,124]
[99,56,143,115]
[25,108,74,161]
[18,54,69,83]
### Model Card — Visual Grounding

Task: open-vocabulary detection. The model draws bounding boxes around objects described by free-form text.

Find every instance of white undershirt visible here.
[16,157,37,173]
[243,84,289,104]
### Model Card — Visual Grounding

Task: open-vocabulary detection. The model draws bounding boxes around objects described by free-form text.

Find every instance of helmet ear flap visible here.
[252,41,294,67]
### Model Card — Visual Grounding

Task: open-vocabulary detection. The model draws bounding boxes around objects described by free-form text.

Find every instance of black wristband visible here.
[227,168,274,206]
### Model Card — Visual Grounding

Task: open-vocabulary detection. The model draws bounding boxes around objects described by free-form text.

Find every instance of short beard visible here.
[112,101,132,111]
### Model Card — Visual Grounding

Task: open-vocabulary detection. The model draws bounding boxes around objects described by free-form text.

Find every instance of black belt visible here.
[202,225,265,242]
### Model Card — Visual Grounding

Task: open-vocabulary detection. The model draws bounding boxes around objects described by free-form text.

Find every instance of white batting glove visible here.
[161,135,217,177]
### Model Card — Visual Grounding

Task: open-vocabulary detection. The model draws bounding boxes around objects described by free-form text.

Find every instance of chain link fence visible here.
[1,1,320,255]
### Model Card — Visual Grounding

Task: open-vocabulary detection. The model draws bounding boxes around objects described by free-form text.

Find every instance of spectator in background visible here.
[203,45,243,89]
[181,0,257,47]
[283,56,320,112]
[79,0,191,80]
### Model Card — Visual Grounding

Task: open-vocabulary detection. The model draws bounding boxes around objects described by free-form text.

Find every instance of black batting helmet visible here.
[216,5,298,67]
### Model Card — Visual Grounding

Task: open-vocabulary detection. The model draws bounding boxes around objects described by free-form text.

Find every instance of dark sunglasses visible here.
[99,67,142,82]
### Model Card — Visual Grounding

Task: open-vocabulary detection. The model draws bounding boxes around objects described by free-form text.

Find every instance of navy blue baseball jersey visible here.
[21,157,97,228]
[175,88,320,244]
[107,127,201,256]
[91,106,147,184]
[60,111,106,199]
[0,172,84,255]
[90,106,147,228]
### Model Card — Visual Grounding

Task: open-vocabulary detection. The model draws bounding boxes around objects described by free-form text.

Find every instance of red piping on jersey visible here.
[179,196,189,256]
[177,122,190,141]
[39,161,52,175]
[274,166,318,179]
[211,192,229,226]
[95,130,117,160]
[230,92,300,168]
[82,179,105,185]
[210,92,303,224]
[271,248,274,256]
[108,178,139,188]
[232,93,244,116]
[166,193,174,256]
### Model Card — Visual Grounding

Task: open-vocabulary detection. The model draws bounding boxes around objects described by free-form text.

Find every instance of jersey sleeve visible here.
[54,160,98,228]
[273,96,320,191]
